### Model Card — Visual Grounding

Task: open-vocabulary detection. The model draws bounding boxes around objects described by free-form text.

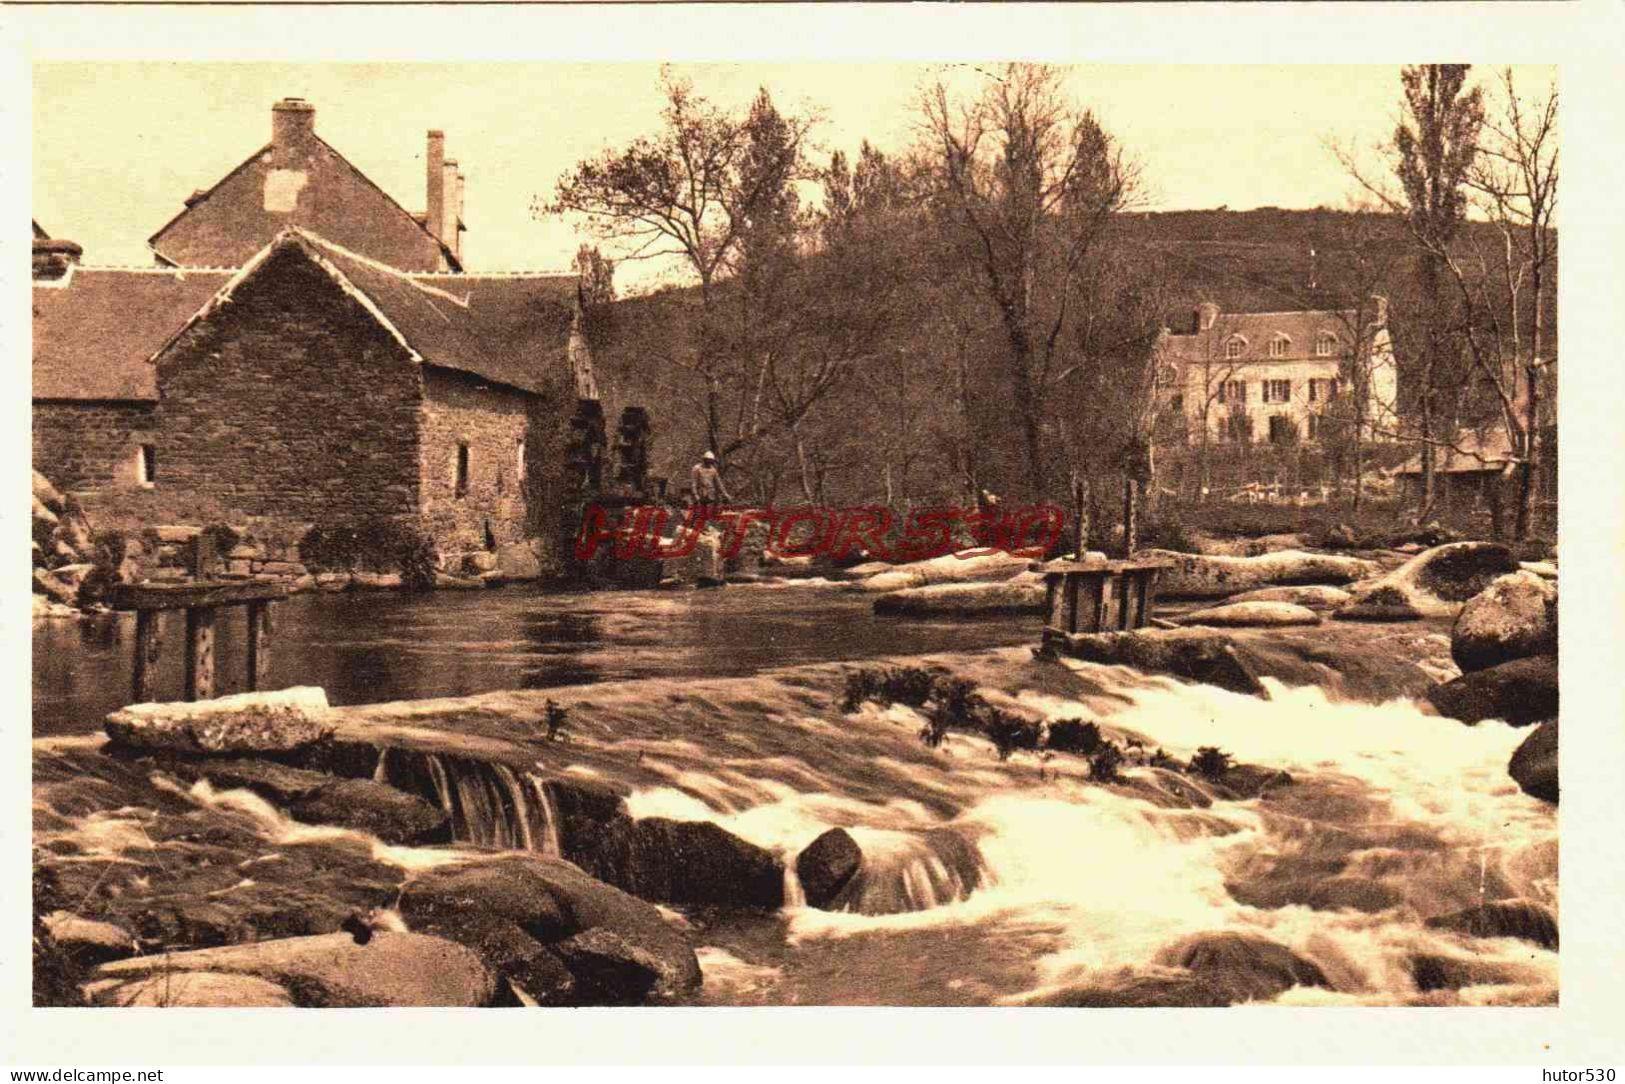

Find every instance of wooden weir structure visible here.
[1038,558,1168,654]
[110,581,288,704]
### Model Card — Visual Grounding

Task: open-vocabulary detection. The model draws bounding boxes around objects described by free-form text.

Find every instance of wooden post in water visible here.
[132,610,162,703]
[184,607,216,701]
[245,600,273,692]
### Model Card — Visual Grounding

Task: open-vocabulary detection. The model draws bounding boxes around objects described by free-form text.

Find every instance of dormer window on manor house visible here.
[1225,338,1245,360]
[1316,333,1337,357]
[1268,336,1290,359]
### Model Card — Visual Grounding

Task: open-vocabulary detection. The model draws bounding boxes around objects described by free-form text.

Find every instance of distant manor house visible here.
[32,98,646,573]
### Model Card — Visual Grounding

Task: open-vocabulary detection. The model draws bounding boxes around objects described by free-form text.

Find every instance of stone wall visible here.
[32,401,157,492]
[153,247,425,528]
[418,367,566,566]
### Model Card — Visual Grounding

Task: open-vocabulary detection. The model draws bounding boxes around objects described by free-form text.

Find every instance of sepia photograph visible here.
[22,53,1574,1026]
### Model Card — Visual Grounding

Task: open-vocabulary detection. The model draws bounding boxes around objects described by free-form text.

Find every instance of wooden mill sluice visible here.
[1037,558,1168,656]
[110,581,289,704]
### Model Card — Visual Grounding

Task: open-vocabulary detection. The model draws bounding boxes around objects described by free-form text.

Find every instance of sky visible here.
[32,62,1551,292]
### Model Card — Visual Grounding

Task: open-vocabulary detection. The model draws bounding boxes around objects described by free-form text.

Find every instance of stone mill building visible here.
[32,98,652,575]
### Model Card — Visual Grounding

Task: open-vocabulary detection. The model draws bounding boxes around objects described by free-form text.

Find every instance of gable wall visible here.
[153,142,450,271]
[152,248,426,526]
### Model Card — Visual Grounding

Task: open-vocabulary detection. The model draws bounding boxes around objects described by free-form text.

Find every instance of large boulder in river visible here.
[1343,541,1520,618]
[795,828,863,908]
[495,540,543,581]
[1051,628,1264,696]
[1171,601,1321,629]
[872,572,1046,616]
[86,931,497,1007]
[1426,655,1557,727]
[1223,585,1353,609]
[104,686,334,755]
[1139,548,1378,599]
[1451,571,1557,673]
[573,816,784,910]
[1507,719,1558,804]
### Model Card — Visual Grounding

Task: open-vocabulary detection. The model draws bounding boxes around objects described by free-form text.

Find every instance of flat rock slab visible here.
[1223,585,1353,608]
[1171,601,1322,628]
[873,575,1045,616]
[88,931,497,1007]
[89,971,297,1008]
[105,687,333,755]
[1140,548,1378,599]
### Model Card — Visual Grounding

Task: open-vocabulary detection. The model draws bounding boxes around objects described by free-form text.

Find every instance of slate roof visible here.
[1392,427,1515,477]
[163,230,580,396]
[32,266,234,400]
[1160,309,1365,364]
[148,136,459,273]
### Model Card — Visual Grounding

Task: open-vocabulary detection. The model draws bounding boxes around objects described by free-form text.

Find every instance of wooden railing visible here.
[1038,558,1168,653]
[109,581,289,704]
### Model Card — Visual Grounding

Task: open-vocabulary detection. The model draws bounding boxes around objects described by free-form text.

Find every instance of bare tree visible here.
[544,71,816,464]
[919,64,1135,501]
[1336,64,1485,521]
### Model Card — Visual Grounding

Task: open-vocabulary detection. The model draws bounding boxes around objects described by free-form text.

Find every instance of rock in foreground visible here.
[1451,571,1557,674]
[1171,601,1321,629]
[87,931,498,1007]
[104,687,334,755]
[398,853,702,1004]
[1052,628,1263,696]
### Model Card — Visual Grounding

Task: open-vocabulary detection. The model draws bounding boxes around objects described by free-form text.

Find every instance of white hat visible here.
[701,451,717,462]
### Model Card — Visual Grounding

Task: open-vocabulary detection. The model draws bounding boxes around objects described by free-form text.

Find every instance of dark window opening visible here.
[137,444,156,486]
[455,444,470,499]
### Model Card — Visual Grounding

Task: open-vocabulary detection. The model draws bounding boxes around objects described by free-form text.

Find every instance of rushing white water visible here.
[616,661,1556,1006]
[34,640,1556,1007]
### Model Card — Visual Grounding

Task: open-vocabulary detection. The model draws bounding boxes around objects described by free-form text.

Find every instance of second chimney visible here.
[271,98,317,167]
[426,130,446,244]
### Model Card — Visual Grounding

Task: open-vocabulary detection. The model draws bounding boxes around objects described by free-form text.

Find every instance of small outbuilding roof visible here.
[32,266,234,400]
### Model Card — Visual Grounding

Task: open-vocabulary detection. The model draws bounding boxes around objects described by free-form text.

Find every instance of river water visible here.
[32,582,1035,737]
[32,584,1557,1006]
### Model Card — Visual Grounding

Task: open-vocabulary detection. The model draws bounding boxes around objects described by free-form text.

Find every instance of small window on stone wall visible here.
[516,440,527,484]
[136,444,156,487]
[455,443,470,499]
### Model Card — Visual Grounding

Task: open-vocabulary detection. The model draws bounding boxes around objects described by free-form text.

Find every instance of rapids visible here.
[34,638,1556,1007]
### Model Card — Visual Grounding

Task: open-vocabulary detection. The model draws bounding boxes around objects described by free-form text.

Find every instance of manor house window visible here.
[1268,336,1289,359]
[1218,380,1246,404]
[1316,334,1337,357]
[1222,411,1252,444]
[1308,377,1341,402]
[1264,379,1292,403]
[1225,338,1245,360]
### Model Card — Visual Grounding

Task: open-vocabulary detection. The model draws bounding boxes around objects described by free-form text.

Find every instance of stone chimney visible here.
[32,238,82,280]
[425,130,446,244]
[440,158,464,264]
[1197,301,1220,331]
[270,98,317,167]
[1369,295,1389,326]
